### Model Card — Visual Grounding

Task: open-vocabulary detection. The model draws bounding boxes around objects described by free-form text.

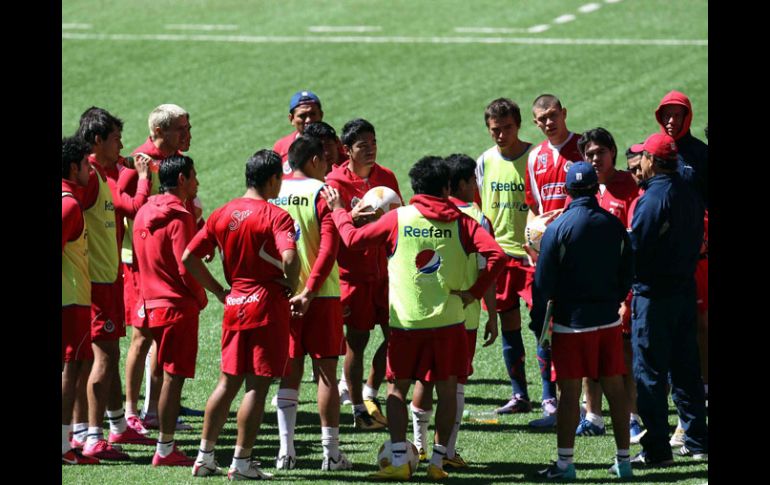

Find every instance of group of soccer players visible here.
[62,89,708,481]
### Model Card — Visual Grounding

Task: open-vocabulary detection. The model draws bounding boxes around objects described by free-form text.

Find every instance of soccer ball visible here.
[377,439,419,473]
[525,209,563,253]
[361,186,402,216]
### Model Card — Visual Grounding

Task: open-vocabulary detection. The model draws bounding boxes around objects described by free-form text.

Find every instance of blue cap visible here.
[289,90,321,113]
[565,161,598,190]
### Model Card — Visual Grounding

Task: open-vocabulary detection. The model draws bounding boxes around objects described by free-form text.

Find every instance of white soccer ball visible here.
[361,186,402,216]
[525,209,563,253]
[377,439,419,473]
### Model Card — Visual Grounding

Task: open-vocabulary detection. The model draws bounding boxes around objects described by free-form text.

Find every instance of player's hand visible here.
[274,277,295,298]
[482,314,498,347]
[450,290,475,308]
[618,301,628,320]
[351,199,379,227]
[203,250,215,263]
[289,289,314,318]
[134,154,150,179]
[320,186,344,211]
[523,243,539,266]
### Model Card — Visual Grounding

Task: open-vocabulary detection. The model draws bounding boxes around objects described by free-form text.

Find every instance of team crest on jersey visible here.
[293,222,301,241]
[228,209,252,231]
[138,229,147,239]
[537,153,548,169]
[282,160,292,175]
[415,249,442,274]
[104,319,115,333]
[350,196,361,209]
[137,304,145,319]
[563,161,574,173]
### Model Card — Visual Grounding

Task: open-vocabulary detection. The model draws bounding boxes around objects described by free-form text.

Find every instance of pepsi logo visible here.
[415,249,441,274]
[293,222,301,241]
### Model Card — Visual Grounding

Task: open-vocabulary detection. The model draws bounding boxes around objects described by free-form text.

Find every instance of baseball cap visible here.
[565,161,598,190]
[628,142,645,154]
[638,133,677,160]
[289,90,321,113]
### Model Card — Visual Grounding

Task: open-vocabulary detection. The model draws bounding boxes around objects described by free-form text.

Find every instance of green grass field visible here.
[62,1,708,483]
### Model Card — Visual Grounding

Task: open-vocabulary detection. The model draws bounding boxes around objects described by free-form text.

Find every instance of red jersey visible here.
[186,198,297,330]
[596,170,640,227]
[273,132,300,179]
[133,193,207,312]
[525,132,583,214]
[62,180,85,248]
[324,161,402,282]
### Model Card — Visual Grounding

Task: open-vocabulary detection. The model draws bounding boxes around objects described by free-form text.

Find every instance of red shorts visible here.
[695,257,708,314]
[91,281,126,341]
[494,256,534,313]
[622,291,633,336]
[386,324,468,382]
[221,320,289,377]
[62,305,94,362]
[340,278,389,331]
[458,329,477,384]
[149,307,199,378]
[289,297,346,359]
[551,323,626,381]
[122,263,147,327]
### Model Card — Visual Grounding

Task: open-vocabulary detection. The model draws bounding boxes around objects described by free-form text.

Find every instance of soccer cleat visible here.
[364,398,388,426]
[669,426,685,447]
[368,463,412,480]
[179,405,205,417]
[228,460,274,480]
[529,398,557,428]
[608,459,633,478]
[418,448,428,462]
[677,445,708,461]
[109,426,156,446]
[442,452,468,468]
[321,452,353,471]
[82,439,131,461]
[353,408,386,430]
[426,463,448,480]
[275,455,296,470]
[537,462,576,481]
[339,387,352,406]
[495,395,532,414]
[70,435,87,450]
[542,397,558,416]
[193,457,223,476]
[630,451,674,467]
[126,415,150,435]
[629,420,645,444]
[575,418,606,436]
[62,448,100,465]
[153,445,196,467]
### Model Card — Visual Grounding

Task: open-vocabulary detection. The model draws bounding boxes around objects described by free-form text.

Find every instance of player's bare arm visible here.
[181,248,229,304]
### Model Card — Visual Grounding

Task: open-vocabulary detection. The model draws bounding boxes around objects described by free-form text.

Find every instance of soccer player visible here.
[474,98,536,417]
[325,118,403,430]
[74,107,154,460]
[531,162,634,480]
[572,128,640,439]
[270,135,352,471]
[628,133,708,466]
[321,156,506,480]
[304,121,344,174]
[524,94,585,428]
[183,149,299,480]
[62,136,100,465]
[133,154,207,466]
[409,153,499,466]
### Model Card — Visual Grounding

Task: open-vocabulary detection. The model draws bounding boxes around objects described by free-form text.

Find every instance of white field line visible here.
[554,14,576,24]
[165,24,238,31]
[61,32,708,47]
[308,25,382,33]
[579,3,602,13]
[604,0,623,3]
[528,25,551,33]
[455,27,531,34]
[62,23,92,29]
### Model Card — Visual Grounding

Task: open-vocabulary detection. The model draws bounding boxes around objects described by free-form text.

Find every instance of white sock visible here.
[585,412,605,427]
[62,424,72,454]
[72,422,88,443]
[321,426,340,458]
[629,413,641,423]
[142,349,153,416]
[430,444,447,468]
[276,388,298,457]
[339,373,348,391]
[617,448,630,462]
[391,441,408,467]
[86,427,103,446]
[156,438,174,457]
[232,447,251,470]
[107,408,127,434]
[410,403,432,451]
[446,384,464,459]
[363,384,378,401]
[196,441,215,464]
[557,447,574,469]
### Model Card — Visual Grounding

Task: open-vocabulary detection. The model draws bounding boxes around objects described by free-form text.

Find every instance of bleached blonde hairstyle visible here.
[148,104,188,138]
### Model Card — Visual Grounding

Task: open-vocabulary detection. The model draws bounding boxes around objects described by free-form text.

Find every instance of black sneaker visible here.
[630,451,674,467]
[678,445,708,461]
[353,407,385,430]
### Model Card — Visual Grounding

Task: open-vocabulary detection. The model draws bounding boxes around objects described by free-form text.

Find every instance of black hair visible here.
[445,153,477,193]
[532,94,562,112]
[341,118,375,147]
[303,121,337,142]
[409,156,450,197]
[76,106,124,145]
[288,135,324,171]
[577,127,617,166]
[158,154,194,192]
[245,149,282,189]
[62,136,91,179]
[484,98,522,127]
[566,185,599,199]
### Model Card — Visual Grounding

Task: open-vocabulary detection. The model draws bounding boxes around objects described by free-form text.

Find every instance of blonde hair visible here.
[148,104,188,137]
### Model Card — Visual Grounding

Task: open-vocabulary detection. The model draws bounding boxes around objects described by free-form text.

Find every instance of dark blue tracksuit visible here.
[630,172,707,459]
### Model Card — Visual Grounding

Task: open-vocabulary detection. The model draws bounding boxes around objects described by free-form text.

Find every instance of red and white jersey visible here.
[525,132,583,214]
[596,171,641,227]
[273,131,300,179]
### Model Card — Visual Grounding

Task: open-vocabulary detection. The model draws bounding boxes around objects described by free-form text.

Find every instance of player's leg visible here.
[315,356,352,470]
[85,339,125,457]
[623,337,644,443]
[497,306,531,413]
[193,371,244,476]
[601,374,632,476]
[577,378,605,436]
[71,360,92,448]
[411,380,433,461]
[62,359,81,454]
[153,370,191,464]
[228,374,274,480]
[276,355,303,467]
[363,284,390,425]
[431,378,458,475]
[696,310,708,398]
[544,378,580,479]
[124,325,152,428]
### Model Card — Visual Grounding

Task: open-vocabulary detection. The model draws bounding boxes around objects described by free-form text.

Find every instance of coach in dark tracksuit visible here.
[530,162,634,480]
[629,133,708,466]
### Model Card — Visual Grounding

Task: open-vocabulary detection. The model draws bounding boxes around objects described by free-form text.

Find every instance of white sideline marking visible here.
[308,26,382,33]
[554,14,576,24]
[62,23,92,29]
[165,24,238,31]
[605,0,623,3]
[455,27,530,34]
[579,3,602,13]
[61,32,708,47]
[528,24,551,33]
